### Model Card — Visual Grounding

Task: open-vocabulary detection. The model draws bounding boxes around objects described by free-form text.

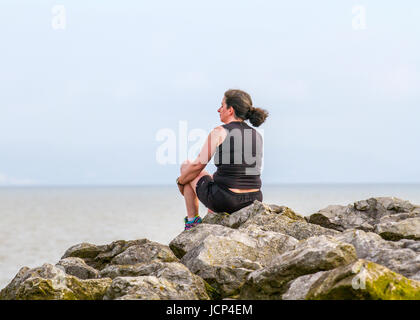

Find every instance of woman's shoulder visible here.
[213,125,226,131]
[210,126,228,145]
[213,125,228,134]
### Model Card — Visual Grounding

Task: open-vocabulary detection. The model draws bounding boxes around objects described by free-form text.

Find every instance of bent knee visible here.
[195,170,210,182]
[180,159,191,173]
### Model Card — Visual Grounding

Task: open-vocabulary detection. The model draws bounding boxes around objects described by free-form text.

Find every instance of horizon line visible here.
[1,182,420,188]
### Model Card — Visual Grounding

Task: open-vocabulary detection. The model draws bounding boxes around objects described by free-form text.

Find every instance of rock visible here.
[56,257,99,279]
[62,242,107,260]
[201,211,231,225]
[202,201,304,229]
[239,212,340,240]
[375,217,420,241]
[378,211,420,224]
[62,238,215,300]
[62,239,178,270]
[202,200,340,240]
[333,229,420,280]
[110,242,178,265]
[240,235,357,299]
[400,239,420,252]
[169,224,234,259]
[3,197,420,301]
[282,271,327,300]
[99,261,210,287]
[305,259,420,300]
[99,262,166,279]
[103,262,213,300]
[0,264,111,300]
[178,224,298,298]
[0,267,30,300]
[307,197,420,240]
[104,274,210,300]
[1,238,214,300]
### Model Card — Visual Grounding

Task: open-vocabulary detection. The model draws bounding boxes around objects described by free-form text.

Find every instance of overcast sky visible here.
[0,0,419,186]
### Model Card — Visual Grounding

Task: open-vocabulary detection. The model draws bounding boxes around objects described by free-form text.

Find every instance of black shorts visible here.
[195,175,263,214]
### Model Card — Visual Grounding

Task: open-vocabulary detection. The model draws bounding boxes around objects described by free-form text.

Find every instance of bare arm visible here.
[178,126,226,185]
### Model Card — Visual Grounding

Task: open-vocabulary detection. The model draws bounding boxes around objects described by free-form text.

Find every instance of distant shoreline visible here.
[1,182,420,189]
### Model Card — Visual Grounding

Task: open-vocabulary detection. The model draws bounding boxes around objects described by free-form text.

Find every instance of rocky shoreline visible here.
[1,197,420,300]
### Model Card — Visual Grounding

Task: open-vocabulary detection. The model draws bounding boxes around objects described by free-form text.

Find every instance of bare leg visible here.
[180,160,200,219]
[183,183,199,219]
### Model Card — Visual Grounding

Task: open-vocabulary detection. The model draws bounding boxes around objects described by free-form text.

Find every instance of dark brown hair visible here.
[224,89,269,127]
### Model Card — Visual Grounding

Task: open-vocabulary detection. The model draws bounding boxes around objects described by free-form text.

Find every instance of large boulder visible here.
[62,238,214,300]
[2,238,215,300]
[0,264,111,300]
[333,229,420,280]
[282,271,327,300]
[103,262,213,300]
[240,235,357,299]
[375,217,420,241]
[202,201,303,229]
[56,257,99,279]
[307,197,420,241]
[176,223,298,298]
[100,261,173,279]
[203,201,341,240]
[169,224,234,259]
[62,238,178,270]
[305,259,420,300]
[239,211,340,240]
[61,243,108,266]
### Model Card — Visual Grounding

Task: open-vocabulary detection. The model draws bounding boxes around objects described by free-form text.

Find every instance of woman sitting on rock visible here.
[176,89,269,230]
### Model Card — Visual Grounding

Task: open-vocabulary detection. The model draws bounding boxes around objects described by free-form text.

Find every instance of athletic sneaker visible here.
[184,216,202,231]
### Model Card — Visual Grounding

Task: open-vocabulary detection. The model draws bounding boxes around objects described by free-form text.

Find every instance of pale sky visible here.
[0,0,419,185]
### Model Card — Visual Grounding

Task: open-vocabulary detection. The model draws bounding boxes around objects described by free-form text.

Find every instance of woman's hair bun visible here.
[246,107,255,118]
[248,107,269,127]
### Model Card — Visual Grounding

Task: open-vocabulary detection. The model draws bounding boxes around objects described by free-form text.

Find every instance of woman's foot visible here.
[184,216,202,231]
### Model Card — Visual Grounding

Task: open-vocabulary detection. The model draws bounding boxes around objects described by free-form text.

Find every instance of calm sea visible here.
[1,184,419,289]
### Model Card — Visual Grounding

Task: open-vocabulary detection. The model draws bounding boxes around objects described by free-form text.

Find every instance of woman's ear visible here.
[227,106,234,116]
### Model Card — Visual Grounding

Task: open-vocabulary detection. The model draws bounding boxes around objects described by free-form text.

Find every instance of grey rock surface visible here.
[202,200,341,240]
[2,196,420,300]
[103,262,212,300]
[240,235,357,299]
[305,259,420,300]
[63,238,178,270]
[178,224,298,298]
[307,197,420,241]
[375,217,420,241]
[0,263,111,300]
[282,271,327,300]
[333,229,420,280]
[56,257,99,279]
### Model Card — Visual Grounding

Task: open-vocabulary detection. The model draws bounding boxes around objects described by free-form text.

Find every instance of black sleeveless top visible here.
[213,121,263,189]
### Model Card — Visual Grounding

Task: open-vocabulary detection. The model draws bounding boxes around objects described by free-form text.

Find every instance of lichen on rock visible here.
[0,263,111,300]
[305,259,420,300]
